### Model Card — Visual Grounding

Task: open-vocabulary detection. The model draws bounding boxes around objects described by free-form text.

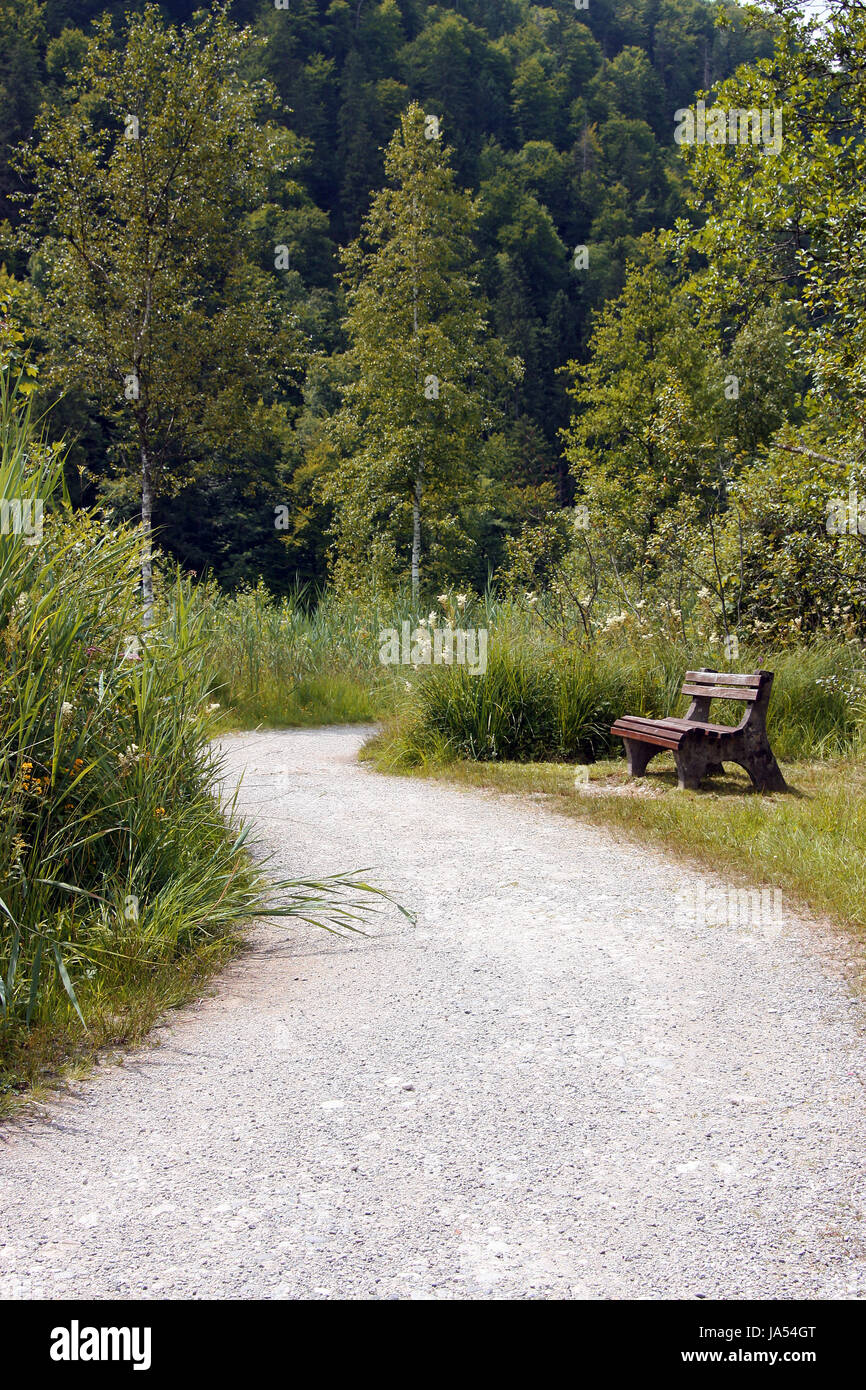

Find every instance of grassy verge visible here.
[0,924,242,1119]
[363,734,866,949]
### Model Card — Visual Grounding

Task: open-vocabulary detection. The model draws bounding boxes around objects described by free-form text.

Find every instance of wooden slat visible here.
[681,683,756,701]
[684,671,761,687]
[611,729,681,750]
[611,722,682,749]
[613,716,684,735]
[615,714,739,735]
[654,720,733,738]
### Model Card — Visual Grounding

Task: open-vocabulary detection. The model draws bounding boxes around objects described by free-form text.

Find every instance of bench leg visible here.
[735,748,787,793]
[674,753,702,791]
[622,738,659,777]
[674,745,719,791]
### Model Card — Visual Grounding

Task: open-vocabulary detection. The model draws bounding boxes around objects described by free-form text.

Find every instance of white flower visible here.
[456,594,467,610]
[206,702,221,714]
[437,593,449,607]
[60,701,74,726]
[603,611,628,631]
[525,592,537,606]
[117,743,140,774]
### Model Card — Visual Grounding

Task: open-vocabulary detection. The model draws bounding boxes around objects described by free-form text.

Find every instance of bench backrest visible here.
[682,670,769,702]
[682,669,774,725]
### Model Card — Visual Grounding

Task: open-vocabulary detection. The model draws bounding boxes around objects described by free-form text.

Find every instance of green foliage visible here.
[323,102,511,598]
[2,0,770,593]
[199,579,403,727]
[17,2,305,610]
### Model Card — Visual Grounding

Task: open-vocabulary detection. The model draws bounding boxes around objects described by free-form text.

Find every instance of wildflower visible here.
[206,702,221,714]
[456,594,467,610]
[525,592,537,606]
[60,700,74,726]
[154,807,166,817]
[427,611,436,627]
[117,744,140,774]
[437,594,449,607]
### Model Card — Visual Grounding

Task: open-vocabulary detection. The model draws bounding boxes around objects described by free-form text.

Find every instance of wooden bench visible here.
[611,669,787,792]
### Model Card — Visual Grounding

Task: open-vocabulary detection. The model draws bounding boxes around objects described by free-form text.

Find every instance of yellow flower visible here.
[154,807,166,817]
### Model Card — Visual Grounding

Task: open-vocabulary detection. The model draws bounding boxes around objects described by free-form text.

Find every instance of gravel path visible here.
[2,725,865,1300]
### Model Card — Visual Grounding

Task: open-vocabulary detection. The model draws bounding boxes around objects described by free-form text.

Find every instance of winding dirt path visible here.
[1,726,864,1300]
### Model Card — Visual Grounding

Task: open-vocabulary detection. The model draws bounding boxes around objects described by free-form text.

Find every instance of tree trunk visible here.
[411,470,422,608]
[140,441,154,627]
[411,199,421,607]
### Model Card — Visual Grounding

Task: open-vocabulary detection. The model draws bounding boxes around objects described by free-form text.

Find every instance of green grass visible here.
[198,578,406,727]
[217,673,382,730]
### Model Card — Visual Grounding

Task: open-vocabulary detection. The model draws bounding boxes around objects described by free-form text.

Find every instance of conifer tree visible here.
[324,102,509,602]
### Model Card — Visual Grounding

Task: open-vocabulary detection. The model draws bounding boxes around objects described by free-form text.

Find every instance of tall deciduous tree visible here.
[324,102,510,601]
[670,0,866,453]
[18,3,300,621]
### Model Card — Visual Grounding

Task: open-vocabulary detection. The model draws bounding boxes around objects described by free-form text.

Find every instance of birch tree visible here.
[19,3,300,622]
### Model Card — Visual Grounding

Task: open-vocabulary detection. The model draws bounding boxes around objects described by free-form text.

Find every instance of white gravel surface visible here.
[1,725,865,1301]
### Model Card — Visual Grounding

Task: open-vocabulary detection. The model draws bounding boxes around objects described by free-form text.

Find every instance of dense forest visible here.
[1,0,775,594]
